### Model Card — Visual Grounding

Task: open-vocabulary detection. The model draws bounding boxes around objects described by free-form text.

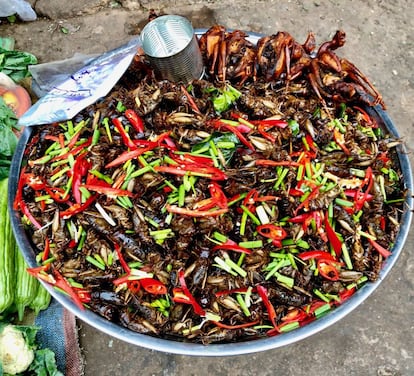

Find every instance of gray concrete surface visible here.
[1,1,413,375]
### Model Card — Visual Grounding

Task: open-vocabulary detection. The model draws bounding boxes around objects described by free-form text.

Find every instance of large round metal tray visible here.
[8,30,413,356]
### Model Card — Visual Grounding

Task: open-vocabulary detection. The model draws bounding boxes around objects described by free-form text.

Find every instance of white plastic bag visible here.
[19,37,141,127]
[0,0,37,21]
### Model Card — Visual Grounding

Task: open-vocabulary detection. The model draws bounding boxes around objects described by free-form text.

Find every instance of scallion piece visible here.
[213,231,228,243]
[236,294,251,316]
[280,321,300,332]
[86,255,106,270]
[314,303,331,318]
[313,289,331,303]
[214,256,238,276]
[256,205,269,224]
[240,205,261,225]
[274,272,294,288]
[178,184,185,207]
[335,197,354,207]
[240,210,248,236]
[238,240,263,249]
[223,253,247,277]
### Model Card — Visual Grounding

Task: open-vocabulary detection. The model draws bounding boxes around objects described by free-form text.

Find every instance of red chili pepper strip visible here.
[166,204,228,218]
[212,244,252,254]
[281,308,308,323]
[81,184,135,197]
[20,200,43,229]
[42,237,51,261]
[24,173,46,190]
[180,85,201,114]
[288,212,316,231]
[155,165,227,181]
[212,320,261,330]
[287,212,313,224]
[169,152,215,167]
[177,270,205,316]
[209,182,228,209]
[250,119,288,128]
[124,109,145,133]
[59,195,96,219]
[333,128,350,155]
[105,146,153,168]
[192,198,217,211]
[67,129,81,149]
[324,215,342,257]
[344,189,373,202]
[163,136,178,151]
[288,188,304,197]
[44,186,70,203]
[255,195,279,202]
[256,285,279,331]
[380,217,386,232]
[210,120,255,151]
[28,265,86,310]
[53,270,86,310]
[354,167,374,212]
[112,274,132,286]
[377,152,390,164]
[51,138,92,162]
[44,135,60,143]
[128,280,142,294]
[14,167,26,211]
[354,106,375,127]
[368,238,392,258]
[294,186,321,216]
[243,189,258,212]
[257,224,287,242]
[172,288,191,304]
[256,120,288,143]
[229,112,255,133]
[307,300,330,316]
[26,264,53,283]
[304,134,318,153]
[72,154,90,204]
[73,288,92,303]
[114,243,130,274]
[298,250,337,262]
[112,117,137,150]
[105,132,173,168]
[139,278,168,295]
[317,259,340,281]
[255,159,300,167]
[338,286,356,303]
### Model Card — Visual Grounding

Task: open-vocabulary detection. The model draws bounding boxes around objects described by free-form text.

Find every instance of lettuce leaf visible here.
[0,96,19,178]
[209,84,241,113]
[29,348,64,376]
[0,48,37,83]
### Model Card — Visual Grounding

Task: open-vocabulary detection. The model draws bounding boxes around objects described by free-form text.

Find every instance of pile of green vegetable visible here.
[0,178,51,322]
[0,323,62,376]
[0,96,19,179]
[0,41,64,375]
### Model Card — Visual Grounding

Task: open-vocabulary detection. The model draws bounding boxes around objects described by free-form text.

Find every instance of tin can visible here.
[140,15,204,83]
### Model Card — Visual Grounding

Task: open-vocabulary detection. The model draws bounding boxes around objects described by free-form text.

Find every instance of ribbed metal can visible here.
[140,15,204,83]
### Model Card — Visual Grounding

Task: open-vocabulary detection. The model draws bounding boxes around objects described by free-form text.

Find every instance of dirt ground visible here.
[1,1,414,375]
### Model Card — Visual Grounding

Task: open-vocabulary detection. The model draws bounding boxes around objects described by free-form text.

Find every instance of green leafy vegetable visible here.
[0,96,19,179]
[29,348,64,376]
[0,48,37,83]
[0,324,63,376]
[209,84,241,113]
[192,132,240,165]
[288,119,300,137]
